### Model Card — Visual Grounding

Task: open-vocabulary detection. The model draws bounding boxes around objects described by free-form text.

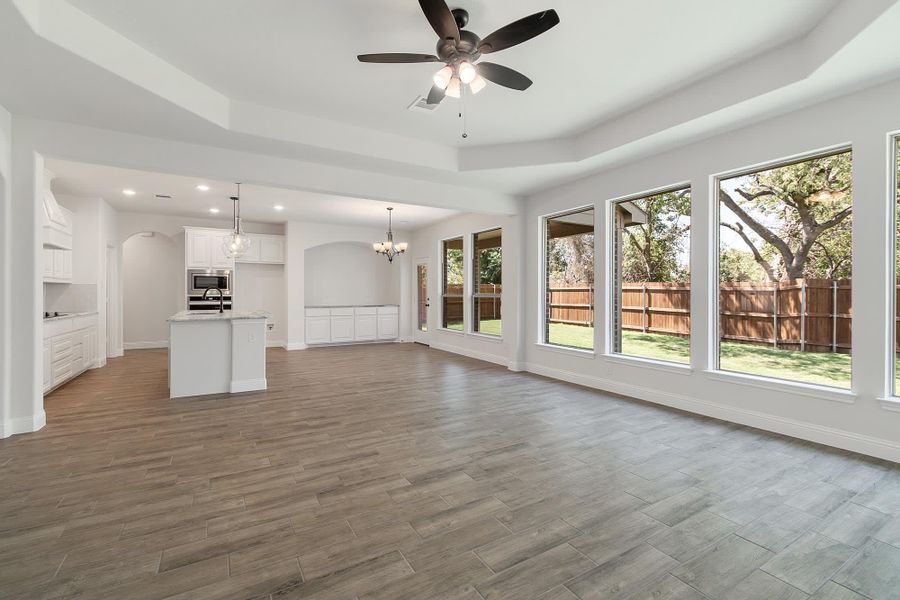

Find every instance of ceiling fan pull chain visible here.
[460,85,468,139]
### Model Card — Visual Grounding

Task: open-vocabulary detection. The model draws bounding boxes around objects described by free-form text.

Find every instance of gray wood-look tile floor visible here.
[2,344,900,599]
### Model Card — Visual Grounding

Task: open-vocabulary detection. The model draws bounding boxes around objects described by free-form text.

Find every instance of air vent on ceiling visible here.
[155,194,172,199]
[407,95,439,113]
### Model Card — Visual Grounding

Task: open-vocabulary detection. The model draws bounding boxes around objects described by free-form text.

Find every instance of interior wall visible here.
[519,77,900,461]
[285,221,412,349]
[409,212,522,367]
[234,263,286,347]
[304,242,399,307]
[0,103,11,437]
[122,232,180,348]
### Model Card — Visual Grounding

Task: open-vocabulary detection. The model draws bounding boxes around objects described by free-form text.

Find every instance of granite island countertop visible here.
[168,310,270,322]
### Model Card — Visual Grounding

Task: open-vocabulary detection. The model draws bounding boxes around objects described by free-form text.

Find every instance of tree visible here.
[719,247,768,282]
[719,152,852,282]
[548,234,594,285]
[621,190,691,283]
[477,248,502,285]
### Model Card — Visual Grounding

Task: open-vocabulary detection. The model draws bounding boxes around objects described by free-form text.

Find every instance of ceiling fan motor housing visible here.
[437,29,481,64]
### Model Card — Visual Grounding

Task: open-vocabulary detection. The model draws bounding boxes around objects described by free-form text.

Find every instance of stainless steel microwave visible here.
[187,269,232,295]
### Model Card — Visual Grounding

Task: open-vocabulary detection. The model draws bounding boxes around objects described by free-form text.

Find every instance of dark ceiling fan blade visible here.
[478,9,560,54]
[357,53,441,63]
[418,0,459,42]
[477,62,533,90]
[426,85,446,105]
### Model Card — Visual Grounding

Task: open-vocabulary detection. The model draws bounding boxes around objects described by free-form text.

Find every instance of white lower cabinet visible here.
[43,314,99,394]
[305,305,399,346]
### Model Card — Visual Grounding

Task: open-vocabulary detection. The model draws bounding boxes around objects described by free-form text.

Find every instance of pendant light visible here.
[223,182,252,259]
[373,207,408,263]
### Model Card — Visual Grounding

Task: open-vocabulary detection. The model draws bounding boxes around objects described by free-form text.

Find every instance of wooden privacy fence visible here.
[548,279,856,353]
[442,284,503,323]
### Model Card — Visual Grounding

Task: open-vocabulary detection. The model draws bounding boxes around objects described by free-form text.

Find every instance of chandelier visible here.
[373,207,408,263]
[223,182,251,259]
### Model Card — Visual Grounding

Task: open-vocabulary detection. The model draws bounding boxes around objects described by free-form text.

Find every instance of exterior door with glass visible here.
[414,260,430,345]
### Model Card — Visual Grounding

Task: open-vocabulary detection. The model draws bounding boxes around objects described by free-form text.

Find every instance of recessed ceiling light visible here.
[196,184,210,192]
[209,208,220,214]
[273,205,285,211]
[122,189,136,196]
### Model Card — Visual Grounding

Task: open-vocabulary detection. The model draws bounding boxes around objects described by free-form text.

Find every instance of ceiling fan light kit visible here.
[357,1,559,109]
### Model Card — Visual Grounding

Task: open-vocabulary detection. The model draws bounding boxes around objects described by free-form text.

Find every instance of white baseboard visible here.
[430,341,511,369]
[507,361,526,372]
[266,340,286,348]
[1,409,47,438]
[524,362,900,464]
[286,342,307,351]
[230,378,266,393]
[124,341,168,350]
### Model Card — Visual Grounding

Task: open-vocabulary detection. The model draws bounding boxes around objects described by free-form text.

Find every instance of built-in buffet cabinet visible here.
[306,306,399,346]
[43,313,99,394]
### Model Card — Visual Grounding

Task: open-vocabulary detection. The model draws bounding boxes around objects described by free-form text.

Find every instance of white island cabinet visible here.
[168,311,269,399]
[304,305,399,346]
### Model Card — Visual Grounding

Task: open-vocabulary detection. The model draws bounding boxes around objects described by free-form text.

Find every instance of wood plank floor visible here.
[2,344,900,599]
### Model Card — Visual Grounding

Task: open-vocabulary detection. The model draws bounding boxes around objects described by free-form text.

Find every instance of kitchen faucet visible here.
[203,287,225,313]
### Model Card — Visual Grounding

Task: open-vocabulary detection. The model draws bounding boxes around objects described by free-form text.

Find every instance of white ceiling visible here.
[66,0,838,147]
[45,159,459,228]
[2,0,899,204]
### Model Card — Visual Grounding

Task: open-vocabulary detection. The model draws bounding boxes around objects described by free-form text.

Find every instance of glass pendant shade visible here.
[469,74,487,95]
[433,65,453,89]
[445,76,461,98]
[223,183,251,259]
[458,61,477,84]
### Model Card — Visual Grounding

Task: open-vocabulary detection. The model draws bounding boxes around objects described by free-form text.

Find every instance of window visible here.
[717,149,852,388]
[894,136,900,395]
[544,207,595,350]
[610,187,691,364]
[473,228,502,336]
[441,237,464,330]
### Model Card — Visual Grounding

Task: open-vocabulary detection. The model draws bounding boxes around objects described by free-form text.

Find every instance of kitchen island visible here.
[167,310,269,399]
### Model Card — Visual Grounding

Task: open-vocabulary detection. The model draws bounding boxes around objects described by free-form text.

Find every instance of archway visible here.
[121,231,180,349]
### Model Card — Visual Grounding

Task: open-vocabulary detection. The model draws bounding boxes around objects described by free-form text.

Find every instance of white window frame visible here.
[604,183,693,369]
[439,236,465,334]
[888,132,900,401]
[710,144,856,397]
[471,227,503,338]
[539,204,597,354]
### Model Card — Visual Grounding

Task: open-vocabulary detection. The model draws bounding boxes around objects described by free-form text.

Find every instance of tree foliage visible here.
[720,152,852,282]
[477,248,502,285]
[548,234,594,285]
[621,190,691,283]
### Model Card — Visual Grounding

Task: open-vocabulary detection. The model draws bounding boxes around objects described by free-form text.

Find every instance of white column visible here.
[691,172,712,372]
[284,220,307,350]
[0,105,10,436]
[7,121,44,434]
[510,209,527,371]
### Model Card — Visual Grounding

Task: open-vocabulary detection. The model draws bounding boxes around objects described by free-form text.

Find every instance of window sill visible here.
[603,353,693,375]
[704,369,856,404]
[534,342,595,358]
[469,332,503,343]
[437,328,465,336]
[878,397,900,413]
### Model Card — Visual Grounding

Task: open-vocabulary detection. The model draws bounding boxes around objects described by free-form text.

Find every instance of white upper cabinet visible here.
[184,227,235,270]
[210,230,235,269]
[236,233,285,265]
[42,171,73,250]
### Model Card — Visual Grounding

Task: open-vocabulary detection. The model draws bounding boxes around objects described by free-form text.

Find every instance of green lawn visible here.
[546,323,854,389]
[444,320,865,389]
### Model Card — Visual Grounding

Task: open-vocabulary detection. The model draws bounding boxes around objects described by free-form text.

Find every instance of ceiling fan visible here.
[357,0,559,105]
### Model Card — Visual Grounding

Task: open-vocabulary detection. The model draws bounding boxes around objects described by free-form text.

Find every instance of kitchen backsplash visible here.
[44,283,98,314]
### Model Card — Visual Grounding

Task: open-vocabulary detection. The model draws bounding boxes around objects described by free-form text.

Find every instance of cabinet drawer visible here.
[51,335,73,362]
[330,307,354,316]
[44,318,73,339]
[305,308,331,317]
[377,306,399,315]
[52,361,73,383]
[73,315,97,330]
[354,307,377,316]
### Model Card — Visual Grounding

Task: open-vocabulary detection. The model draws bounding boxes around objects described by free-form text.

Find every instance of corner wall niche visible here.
[304,242,400,307]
